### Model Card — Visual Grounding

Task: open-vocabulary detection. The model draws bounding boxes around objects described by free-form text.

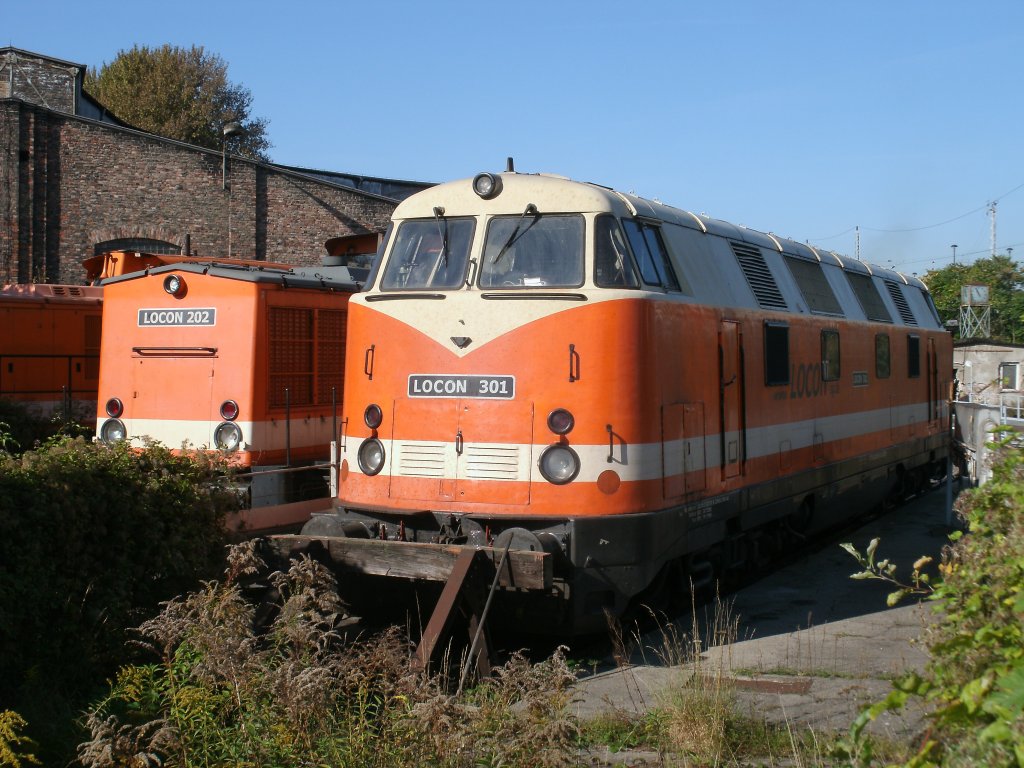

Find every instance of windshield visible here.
[479,214,584,288]
[380,218,474,290]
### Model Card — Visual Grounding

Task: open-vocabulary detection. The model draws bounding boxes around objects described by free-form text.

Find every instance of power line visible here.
[811,179,1024,240]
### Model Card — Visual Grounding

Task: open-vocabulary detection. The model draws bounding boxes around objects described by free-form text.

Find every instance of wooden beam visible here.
[264,535,552,591]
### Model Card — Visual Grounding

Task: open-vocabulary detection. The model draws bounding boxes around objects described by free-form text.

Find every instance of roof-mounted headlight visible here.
[472,172,502,200]
[163,274,186,297]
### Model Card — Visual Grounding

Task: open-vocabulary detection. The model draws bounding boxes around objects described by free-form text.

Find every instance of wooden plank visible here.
[265,535,552,591]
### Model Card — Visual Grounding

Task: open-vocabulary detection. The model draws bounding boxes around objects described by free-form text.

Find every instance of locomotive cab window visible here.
[875,333,891,379]
[821,329,840,382]
[907,334,921,378]
[479,214,584,288]
[764,322,790,385]
[380,218,475,290]
[594,215,640,288]
[622,220,687,292]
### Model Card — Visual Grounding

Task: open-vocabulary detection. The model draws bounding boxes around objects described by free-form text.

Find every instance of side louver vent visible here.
[884,280,918,326]
[730,242,788,311]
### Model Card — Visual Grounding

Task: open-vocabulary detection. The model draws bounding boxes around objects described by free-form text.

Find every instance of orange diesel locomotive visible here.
[0,283,103,420]
[95,255,361,531]
[307,169,951,632]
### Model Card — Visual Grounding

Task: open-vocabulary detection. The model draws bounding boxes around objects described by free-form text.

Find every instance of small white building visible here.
[953,339,1024,484]
[953,339,1024,406]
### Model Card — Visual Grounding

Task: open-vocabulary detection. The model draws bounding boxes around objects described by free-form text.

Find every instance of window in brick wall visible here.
[94,238,181,256]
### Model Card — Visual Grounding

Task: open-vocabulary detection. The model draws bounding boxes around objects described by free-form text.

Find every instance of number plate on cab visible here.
[408,374,515,399]
[138,308,217,327]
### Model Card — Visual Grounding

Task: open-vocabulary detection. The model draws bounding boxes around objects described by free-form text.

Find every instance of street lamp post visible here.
[222,121,243,190]
[951,243,957,265]
[222,121,244,257]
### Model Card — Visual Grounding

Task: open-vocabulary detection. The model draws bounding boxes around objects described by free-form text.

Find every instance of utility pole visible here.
[988,200,998,257]
[951,243,957,264]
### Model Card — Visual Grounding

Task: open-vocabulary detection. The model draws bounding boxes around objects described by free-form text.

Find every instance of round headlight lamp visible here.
[364,403,383,429]
[99,418,127,443]
[213,421,243,452]
[472,172,502,199]
[547,408,575,435]
[163,274,186,297]
[105,397,124,418]
[220,400,239,421]
[357,437,386,476]
[539,444,580,485]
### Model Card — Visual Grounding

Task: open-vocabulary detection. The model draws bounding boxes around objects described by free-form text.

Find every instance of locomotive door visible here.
[129,353,215,439]
[662,402,706,498]
[390,399,532,505]
[719,321,744,480]
[927,338,939,426]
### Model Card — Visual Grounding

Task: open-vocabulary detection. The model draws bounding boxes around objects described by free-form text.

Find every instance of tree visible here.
[84,44,271,160]
[921,254,1024,343]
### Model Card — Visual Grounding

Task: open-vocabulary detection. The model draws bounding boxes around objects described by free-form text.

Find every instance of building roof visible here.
[2,46,432,202]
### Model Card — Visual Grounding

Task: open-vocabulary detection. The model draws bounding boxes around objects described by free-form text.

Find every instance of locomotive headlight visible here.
[547,408,575,435]
[539,444,580,485]
[163,274,186,297]
[220,400,239,421]
[105,397,124,418]
[214,421,243,452]
[472,172,502,199]
[364,403,383,429]
[358,437,386,476]
[99,418,127,443]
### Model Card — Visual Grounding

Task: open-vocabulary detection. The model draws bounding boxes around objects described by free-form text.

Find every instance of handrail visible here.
[132,346,218,356]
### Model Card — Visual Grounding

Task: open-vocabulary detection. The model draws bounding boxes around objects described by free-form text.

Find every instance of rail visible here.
[999,392,1024,422]
[0,353,99,398]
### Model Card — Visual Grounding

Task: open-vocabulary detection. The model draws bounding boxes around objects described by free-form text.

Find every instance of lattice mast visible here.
[960,284,991,339]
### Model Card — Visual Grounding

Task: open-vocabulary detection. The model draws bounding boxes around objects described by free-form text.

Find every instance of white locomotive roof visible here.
[391,170,927,297]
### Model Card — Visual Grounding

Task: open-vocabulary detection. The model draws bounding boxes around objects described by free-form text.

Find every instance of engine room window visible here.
[622,220,685,292]
[380,218,475,290]
[875,333,891,379]
[821,329,841,382]
[907,334,921,378]
[594,215,640,288]
[764,322,790,385]
[479,214,584,288]
[785,256,843,315]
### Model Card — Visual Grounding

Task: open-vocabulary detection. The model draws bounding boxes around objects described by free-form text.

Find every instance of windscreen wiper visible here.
[433,206,449,268]
[491,203,539,265]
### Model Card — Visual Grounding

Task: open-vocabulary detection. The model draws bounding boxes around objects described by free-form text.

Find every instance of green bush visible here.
[80,543,580,768]
[0,398,90,454]
[0,438,239,762]
[842,438,1024,767]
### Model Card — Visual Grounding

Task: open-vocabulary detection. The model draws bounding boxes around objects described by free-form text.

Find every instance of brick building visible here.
[0,47,430,285]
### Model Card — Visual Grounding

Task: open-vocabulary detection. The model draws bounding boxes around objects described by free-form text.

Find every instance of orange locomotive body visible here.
[0,283,103,420]
[315,170,951,633]
[95,255,361,530]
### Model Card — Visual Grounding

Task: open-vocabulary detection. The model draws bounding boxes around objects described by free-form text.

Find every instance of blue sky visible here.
[6,0,1023,276]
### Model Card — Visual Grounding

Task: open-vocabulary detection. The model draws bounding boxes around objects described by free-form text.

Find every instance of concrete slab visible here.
[569,486,957,747]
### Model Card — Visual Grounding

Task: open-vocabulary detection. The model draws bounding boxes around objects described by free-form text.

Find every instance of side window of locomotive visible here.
[479,214,584,288]
[622,220,683,291]
[380,218,474,290]
[594,215,640,288]
[907,334,921,378]
[875,333,891,379]
[363,222,393,290]
[764,322,790,386]
[821,329,841,382]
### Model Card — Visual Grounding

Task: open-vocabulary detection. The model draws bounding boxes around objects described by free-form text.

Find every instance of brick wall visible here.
[0,50,78,114]
[0,101,398,285]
